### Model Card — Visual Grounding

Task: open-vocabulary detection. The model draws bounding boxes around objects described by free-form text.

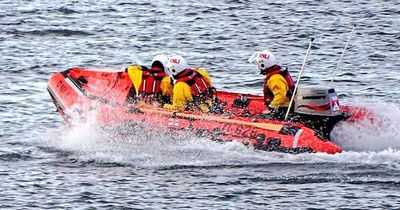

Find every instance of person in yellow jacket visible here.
[126,54,173,105]
[163,55,214,112]
[248,50,295,113]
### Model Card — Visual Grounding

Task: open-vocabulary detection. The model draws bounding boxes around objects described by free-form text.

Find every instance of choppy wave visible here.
[0,152,33,161]
[7,29,93,37]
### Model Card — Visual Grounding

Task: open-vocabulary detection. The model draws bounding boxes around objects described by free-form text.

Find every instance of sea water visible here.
[1,0,399,208]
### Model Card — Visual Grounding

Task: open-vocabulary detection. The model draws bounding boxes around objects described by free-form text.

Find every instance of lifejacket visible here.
[172,69,222,113]
[263,65,295,101]
[175,69,212,97]
[138,66,167,95]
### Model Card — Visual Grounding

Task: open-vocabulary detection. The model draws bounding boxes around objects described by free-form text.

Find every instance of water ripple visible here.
[7,29,93,37]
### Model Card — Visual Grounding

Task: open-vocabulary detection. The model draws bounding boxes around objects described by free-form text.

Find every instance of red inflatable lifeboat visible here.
[47,67,370,154]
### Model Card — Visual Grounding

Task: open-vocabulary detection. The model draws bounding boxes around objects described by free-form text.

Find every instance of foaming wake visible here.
[40,116,270,167]
[332,99,400,152]
[38,99,400,167]
[39,118,400,168]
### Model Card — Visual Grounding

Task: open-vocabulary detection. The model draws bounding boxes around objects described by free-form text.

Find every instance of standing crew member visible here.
[127,54,173,104]
[163,55,215,112]
[248,50,295,113]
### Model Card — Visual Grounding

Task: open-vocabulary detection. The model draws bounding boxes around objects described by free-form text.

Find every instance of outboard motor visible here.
[294,87,342,116]
[292,87,346,140]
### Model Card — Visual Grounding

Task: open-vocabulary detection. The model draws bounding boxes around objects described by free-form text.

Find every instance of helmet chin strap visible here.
[259,65,271,75]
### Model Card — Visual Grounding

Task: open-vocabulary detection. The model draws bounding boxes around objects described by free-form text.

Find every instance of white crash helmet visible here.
[166,55,188,77]
[151,54,168,71]
[248,50,276,72]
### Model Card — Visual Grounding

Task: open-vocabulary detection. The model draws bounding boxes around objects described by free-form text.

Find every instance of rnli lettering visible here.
[56,80,73,98]
[259,53,270,59]
[57,81,69,96]
[170,58,180,64]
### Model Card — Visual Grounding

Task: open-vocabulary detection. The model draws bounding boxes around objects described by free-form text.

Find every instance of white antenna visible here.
[284,38,314,121]
[330,24,357,86]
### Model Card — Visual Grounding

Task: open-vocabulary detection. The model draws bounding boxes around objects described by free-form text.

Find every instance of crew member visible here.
[248,50,295,113]
[163,55,215,112]
[126,54,173,104]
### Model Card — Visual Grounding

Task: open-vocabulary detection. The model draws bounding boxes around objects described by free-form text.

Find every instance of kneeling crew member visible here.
[127,54,173,104]
[163,55,214,112]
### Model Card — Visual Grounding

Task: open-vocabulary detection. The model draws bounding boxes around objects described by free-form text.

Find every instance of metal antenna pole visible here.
[330,24,357,86]
[284,38,314,121]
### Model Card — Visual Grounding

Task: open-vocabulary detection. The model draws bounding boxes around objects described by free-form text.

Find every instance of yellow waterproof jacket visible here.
[127,65,173,98]
[160,77,173,98]
[164,69,212,111]
[264,74,290,107]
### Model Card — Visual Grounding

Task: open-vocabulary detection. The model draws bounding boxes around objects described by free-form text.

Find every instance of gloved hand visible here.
[268,104,279,112]
[264,99,272,106]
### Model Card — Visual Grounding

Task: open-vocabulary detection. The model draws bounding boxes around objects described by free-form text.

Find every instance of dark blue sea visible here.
[1,0,400,209]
